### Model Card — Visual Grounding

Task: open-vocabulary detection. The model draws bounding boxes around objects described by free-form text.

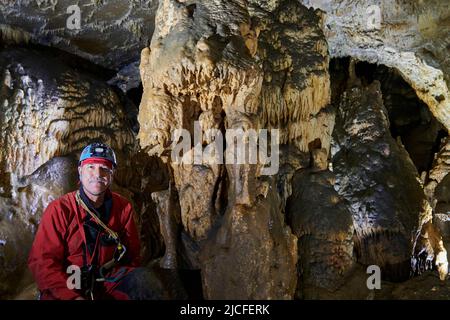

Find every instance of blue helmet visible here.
[79,142,117,168]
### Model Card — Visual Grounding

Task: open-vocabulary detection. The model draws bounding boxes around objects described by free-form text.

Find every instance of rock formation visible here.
[287,149,355,298]
[331,67,444,281]
[301,0,450,133]
[0,0,158,91]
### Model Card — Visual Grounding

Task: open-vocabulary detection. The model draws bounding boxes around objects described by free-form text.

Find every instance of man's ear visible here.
[78,166,82,179]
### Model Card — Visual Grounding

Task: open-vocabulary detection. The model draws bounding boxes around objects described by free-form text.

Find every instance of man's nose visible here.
[93,167,103,177]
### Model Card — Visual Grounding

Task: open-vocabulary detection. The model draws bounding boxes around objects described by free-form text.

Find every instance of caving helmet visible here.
[79,142,117,169]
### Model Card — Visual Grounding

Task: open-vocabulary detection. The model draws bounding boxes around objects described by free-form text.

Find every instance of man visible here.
[28,142,150,300]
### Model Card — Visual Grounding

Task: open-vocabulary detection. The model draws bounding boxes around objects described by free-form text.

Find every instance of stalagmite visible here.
[137,0,336,299]
[331,67,445,281]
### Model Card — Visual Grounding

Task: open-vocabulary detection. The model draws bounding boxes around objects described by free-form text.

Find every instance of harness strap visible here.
[76,191,120,243]
[75,190,127,286]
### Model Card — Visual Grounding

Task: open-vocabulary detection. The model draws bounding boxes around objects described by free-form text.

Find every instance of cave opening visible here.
[330,58,448,174]
[0,42,118,81]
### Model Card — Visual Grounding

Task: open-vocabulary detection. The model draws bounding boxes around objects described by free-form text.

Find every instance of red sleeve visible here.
[28,201,82,300]
[122,202,141,267]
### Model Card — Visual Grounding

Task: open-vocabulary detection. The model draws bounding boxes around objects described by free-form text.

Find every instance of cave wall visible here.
[301,0,450,133]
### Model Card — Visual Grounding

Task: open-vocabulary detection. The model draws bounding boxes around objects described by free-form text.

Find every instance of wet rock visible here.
[2,0,448,128]
[13,282,39,300]
[115,263,189,300]
[0,212,33,297]
[250,0,334,152]
[0,47,137,180]
[200,176,297,299]
[0,0,158,89]
[332,77,428,281]
[426,138,450,264]
[151,184,182,269]
[137,0,330,299]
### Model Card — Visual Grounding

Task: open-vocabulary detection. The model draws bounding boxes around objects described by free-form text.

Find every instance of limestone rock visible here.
[0,211,33,297]
[0,0,158,90]
[426,138,450,265]
[287,168,355,298]
[0,47,136,180]
[301,0,450,133]
[332,79,426,280]
[200,176,298,300]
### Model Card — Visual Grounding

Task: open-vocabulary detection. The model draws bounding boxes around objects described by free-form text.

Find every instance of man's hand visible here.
[75,296,86,300]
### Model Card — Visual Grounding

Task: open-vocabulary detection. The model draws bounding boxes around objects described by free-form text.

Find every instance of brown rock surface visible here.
[137,0,334,299]
[331,75,444,281]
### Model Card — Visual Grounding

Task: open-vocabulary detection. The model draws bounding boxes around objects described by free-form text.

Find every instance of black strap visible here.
[81,242,87,268]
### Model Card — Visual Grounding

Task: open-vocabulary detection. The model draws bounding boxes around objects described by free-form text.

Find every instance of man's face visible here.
[78,162,113,196]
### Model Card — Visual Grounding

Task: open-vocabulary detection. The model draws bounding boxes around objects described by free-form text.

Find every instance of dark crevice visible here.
[0,42,116,81]
[126,82,143,108]
[329,57,350,105]
[186,4,196,18]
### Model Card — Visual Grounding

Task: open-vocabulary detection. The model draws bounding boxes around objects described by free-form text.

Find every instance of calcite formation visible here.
[137,0,336,299]
[287,153,355,298]
[331,68,447,281]
[0,0,158,91]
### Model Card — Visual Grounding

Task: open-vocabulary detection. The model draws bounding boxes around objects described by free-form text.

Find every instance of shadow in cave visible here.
[126,82,144,108]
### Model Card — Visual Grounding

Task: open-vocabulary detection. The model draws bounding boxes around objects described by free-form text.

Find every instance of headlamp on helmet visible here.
[79,143,117,168]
